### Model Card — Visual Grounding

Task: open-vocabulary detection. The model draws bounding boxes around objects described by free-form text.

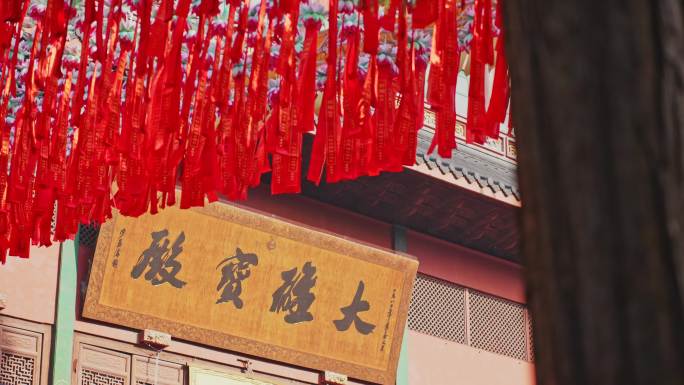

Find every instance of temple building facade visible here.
[0,109,531,385]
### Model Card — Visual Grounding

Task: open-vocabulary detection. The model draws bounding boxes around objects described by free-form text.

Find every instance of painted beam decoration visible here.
[0,0,509,263]
[84,201,418,384]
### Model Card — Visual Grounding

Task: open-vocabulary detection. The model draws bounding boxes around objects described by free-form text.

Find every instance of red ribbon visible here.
[0,0,510,262]
[307,0,340,185]
[296,22,320,134]
[336,27,361,181]
[484,0,510,138]
[466,0,492,144]
[412,0,438,29]
[428,0,458,157]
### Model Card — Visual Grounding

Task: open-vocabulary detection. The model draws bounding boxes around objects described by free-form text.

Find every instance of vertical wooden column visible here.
[50,234,79,385]
[392,225,410,385]
[504,1,684,384]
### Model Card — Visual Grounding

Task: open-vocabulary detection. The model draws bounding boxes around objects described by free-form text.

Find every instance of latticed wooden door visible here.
[76,344,184,385]
[0,324,44,385]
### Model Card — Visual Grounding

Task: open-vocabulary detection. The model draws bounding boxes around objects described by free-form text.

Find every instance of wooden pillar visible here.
[503,1,684,385]
[50,235,79,385]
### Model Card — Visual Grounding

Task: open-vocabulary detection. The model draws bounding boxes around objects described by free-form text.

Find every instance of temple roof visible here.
[413,111,520,207]
[298,117,521,262]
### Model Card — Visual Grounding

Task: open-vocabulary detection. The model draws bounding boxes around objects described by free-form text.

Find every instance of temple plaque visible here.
[84,201,417,384]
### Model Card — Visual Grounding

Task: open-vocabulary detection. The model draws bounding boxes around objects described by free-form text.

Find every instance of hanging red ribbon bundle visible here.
[336,24,361,181]
[392,5,418,170]
[427,0,459,158]
[484,0,510,137]
[0,0,510,262]
[466,0,494,144]
[307,0,340,185]
[271,0,303,194]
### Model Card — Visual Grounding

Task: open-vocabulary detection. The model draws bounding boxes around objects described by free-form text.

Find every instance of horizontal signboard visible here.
[84,201,417,384]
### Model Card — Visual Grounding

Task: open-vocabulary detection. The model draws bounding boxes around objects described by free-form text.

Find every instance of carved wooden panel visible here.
[77,345,130,385]
[189,367,278,385]
[132,356,183,385]
[80,368,126,385]
[506,138,517,160]
[0,324,42,385]
[75,340,187,385]
[0,352,36,385]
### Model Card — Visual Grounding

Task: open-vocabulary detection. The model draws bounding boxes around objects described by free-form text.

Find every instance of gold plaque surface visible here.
[84,201,418,384]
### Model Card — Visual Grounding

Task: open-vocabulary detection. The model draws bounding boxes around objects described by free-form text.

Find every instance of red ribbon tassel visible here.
[52,73,72,242]
[336,27,361,181]
[273,2,303,195]
[180,15,210,209]
[0,0,23,23]
[32,0,73,247]
[484,0,510,138]
[392,6,417,170]
[374,61,395,171]
[428,0,458,157]
[238,0,269,198]
[412,0,438,29]
[217,4,238,198]
[296,21,320,134]
[466,0,492,144]
[70,0,94,127]
[0,73,14,261]
[7,22,42,257]
[0,0,511,261]
[412,62,427,163]
[363,0,379,55]
[357,56,377,177]
[308,0,340,185]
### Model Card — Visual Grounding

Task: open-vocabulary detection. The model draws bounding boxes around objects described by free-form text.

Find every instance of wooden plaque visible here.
[84,202,418,384]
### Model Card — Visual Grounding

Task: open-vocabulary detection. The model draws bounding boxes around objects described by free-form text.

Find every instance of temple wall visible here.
[0,194,533,385]
[0,244,60,325]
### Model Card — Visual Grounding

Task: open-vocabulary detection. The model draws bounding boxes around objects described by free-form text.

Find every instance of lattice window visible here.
[78,224,100,249]
[0,352,36,385]
[407,275,466,344]
[80,368,126,385]
[469,291,527,361]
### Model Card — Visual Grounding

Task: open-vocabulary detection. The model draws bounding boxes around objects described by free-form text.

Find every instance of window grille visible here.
[80,368,126,385]
[407,275,466,344]
[469,290,528,361]
[408,274,535,362]
[0,352,36,385]
[78,224,100,249]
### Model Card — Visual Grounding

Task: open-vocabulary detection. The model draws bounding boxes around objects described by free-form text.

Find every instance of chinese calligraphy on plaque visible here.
[270,262,317,323]
[216,248,259,308]
[130,230,187,288]
[85,203,418,385]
